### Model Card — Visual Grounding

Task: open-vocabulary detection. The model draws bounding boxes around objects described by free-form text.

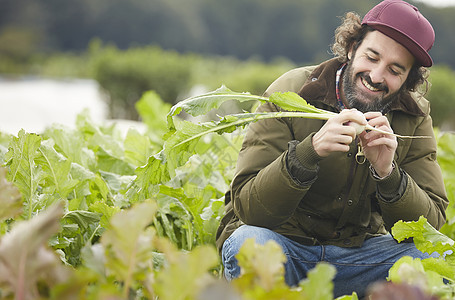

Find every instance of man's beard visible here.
[342,62,401,113]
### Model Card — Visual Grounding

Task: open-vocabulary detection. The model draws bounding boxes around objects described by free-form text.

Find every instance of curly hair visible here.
[331,12,429,94]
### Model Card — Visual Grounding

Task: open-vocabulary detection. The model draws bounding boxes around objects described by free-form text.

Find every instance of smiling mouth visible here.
[361,77,381,92]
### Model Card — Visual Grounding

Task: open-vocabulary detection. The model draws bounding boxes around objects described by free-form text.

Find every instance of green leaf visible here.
[80,243,106,278]
[44,125,96,171]
[269,92,334,114]
[83,173,110,208]
[95,146,136,175]
[166,85,267,130]
[67,162,96,208]
[36,139,79,199]
[158,184,225,246]
[135,90,170,134]
[0,167,22,222]
[63,210,102,232]
[388,256,427,286]
[124,128,154,167]
[158,185,212,249]
[134,122,202,194]
[99,171,135,194]
[387,256,454,298]
[135,87,336,193]
[232,238,338,300]
[0,203,68,299]
[335,293,359,300]
[89,201,120,229]
[101,201,158,298]
[234,238,287,291]
[5,130,43,219]
[421,257,455,281]
[49,267,100,299]
[136,110,330,191]
[89,130,124,160]
[154,189,193,249]
[137,87,422,192]
[154,241,220,300]
[299,263,336,300]
[391,216,455,257]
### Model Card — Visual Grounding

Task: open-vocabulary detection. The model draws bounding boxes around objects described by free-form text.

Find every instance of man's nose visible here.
[369,66,386,84]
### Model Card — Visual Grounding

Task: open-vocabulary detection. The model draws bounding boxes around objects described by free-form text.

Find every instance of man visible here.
[216,0,448,298]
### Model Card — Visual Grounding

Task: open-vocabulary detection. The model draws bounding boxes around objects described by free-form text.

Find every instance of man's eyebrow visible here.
[366,47,407,72]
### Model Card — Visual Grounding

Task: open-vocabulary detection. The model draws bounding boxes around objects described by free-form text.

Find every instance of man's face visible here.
[341,30,415,112]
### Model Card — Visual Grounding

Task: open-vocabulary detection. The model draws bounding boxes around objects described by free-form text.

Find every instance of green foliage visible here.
[135,90,171,149]
[169,86,263,121]
[0,202,69,299]
[0,169,22,225]
[0,26,42,74]
[134,86,261,199]
[436,131,455,239]
[3,0,455,70]
[101,201,158,298]
[426,65,455,128]
[392,216,455,258]
[299,263,338,300]
[137,85,423,202]
[153,240,220,300]
[5,131,43,220]
[234,238,287,291]
[391,217,455,299]
[0,87,454,299]
[36,52,92,78]
[91,43,194,119]
[192,57,294,97]
[3,0,455,131]
[232,238,357,300]
[89,42,293,121]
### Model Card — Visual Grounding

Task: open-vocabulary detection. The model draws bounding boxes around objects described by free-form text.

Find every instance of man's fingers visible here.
[338,109,368,126]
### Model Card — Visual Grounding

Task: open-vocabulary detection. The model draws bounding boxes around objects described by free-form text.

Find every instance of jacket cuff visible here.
[286,136,321,186]
[371,162,407,203]
[295,133,323,169]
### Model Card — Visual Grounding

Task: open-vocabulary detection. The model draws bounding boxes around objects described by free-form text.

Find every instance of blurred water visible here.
[0,78,108,135]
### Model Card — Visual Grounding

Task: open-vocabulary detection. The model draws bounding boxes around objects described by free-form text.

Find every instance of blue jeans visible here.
[222,225,430,298]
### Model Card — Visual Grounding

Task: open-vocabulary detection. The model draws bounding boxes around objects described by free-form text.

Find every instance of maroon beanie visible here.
[362,0,435,67]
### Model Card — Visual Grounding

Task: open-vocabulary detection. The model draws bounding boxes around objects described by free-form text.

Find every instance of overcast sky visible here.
[414,0,455,7]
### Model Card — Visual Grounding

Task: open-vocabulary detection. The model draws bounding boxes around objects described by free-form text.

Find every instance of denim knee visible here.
[221,225,280,280]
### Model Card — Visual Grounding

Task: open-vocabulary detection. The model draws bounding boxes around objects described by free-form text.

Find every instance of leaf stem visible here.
[363,124,430,139]
[173,112,332,147]
[174,111,429,149]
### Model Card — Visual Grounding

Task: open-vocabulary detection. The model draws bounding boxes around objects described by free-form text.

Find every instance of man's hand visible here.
[358,112,398,177]
[312,109,367,157]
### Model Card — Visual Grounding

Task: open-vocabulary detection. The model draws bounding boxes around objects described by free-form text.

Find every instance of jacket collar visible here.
[297,58,426,116]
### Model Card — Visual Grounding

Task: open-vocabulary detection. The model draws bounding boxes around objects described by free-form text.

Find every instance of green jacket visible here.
[215,58,448,252]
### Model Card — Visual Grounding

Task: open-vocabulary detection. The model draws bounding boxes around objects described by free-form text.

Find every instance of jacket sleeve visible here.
[230,68,321,228]
[230,102,311,228]
[377,112,448,231]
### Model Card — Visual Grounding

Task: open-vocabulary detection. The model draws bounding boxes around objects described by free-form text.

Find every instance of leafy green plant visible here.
[426,66,455,128]
[436,131,455,240]
[231,237,357,300]
[0,167,22,225]
[390,216,455,299]
[0,200,69,299]
[0,85,454,299]
[136,85,431,205]
[90,43,194,119]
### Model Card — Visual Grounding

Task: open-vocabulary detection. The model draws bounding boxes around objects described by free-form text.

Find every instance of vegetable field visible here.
[0,88,454,299]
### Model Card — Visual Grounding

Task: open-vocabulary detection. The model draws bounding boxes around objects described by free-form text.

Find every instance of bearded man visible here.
[216,0,448,298]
